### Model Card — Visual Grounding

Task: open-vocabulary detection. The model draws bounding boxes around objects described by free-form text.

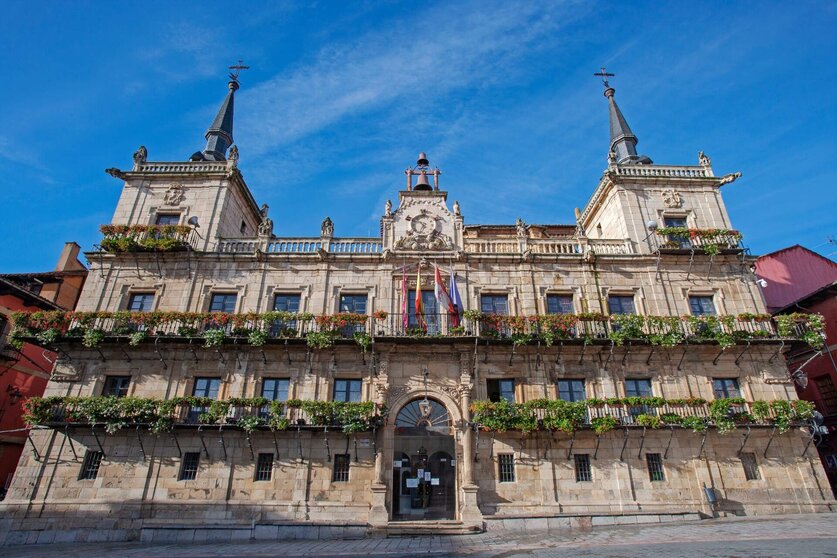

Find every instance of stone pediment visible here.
[388,191,461,252]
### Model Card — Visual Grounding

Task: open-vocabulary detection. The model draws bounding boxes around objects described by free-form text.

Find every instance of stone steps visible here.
[373,520,483,537]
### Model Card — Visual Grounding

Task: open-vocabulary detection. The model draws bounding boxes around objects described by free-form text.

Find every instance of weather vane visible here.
[228,60,250,82]
[593,67,615,88]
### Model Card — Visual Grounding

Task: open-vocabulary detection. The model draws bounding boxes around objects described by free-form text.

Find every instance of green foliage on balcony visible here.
[99,224,194,253]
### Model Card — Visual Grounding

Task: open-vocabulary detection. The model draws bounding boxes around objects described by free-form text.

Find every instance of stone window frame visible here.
[707,375,751,402]
[118,283,165,312]
[331,378,364,403]
[657,209,694,229]
[200,284,247,314]
[148,204,191,227]
[263,285,310,314]
[330,285,377,316]
[472,285,519,316]
[680,287,726,317]
[538,286,583,315]
[257,376,292,402]
[600,286,646,316]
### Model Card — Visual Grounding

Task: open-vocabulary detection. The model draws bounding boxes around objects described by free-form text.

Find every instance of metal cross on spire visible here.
[228,60,250,82]
[593,67,615,88]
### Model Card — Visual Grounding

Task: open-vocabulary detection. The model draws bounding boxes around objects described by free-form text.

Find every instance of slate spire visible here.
[196,79,238,161]
[594,68,651,165]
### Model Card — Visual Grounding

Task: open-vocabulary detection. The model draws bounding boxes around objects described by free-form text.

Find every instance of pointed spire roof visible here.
[199,80,238,161]
[593,68,651,165]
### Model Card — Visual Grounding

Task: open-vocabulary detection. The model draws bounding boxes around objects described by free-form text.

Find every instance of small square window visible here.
[334,379,362,402]
[333,454,350,482]
[608,295,635,315]
[625,379,653,398]
[546,295,574,314]
[480,295,509,315]
[79,450,104,480]
[487,379,515,403]
[102,376,131,398]
[127,293,155,312]
[712,378,741,399]
[689,296,716,316]
[741,452,760,481]
[155,214,180,226]
[179,452,200,481]
[498,453,515,483]
[557,379,586,402]
[574,454,592,482]
[209,293,237,313]
[338,294,367,314]
[646,453,664,482]
[255,453,274,481]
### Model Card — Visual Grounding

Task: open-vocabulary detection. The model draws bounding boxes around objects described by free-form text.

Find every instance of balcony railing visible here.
[215,237,382,254]
[10,310,824,350]
[654,228,743,254]
[98,225,199,253]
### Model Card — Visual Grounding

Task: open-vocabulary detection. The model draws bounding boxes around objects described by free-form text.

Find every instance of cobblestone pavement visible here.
[5,513,837,558]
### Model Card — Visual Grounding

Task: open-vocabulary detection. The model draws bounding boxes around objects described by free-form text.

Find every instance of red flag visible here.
[434,264,457,326]
[415,266,426,331]
[401,266,408,332]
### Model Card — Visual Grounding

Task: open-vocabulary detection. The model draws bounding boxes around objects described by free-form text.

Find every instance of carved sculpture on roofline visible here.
[258,204,274,237]
[133,145,147,168]
[698,151,711,167]
[321,216,334,237]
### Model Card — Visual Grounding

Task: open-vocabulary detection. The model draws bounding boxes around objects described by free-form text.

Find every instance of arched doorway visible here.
[392,398,456,521]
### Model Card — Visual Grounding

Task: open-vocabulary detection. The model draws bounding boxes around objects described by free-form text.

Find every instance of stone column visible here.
[458,366,483,527]
[368,360,390,526]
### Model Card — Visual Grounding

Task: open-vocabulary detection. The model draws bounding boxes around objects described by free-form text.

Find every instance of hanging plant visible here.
[248,329,267,347]
[353,331,372,353]
[591,415,618,435]
[635,414,663,428]
[82,329,105,348]
[609,314,645,346]
[128,331,148,347]
[35,328,61,345]
[510,332,533,348]
[306,330,338,350]
[202,328,226,348]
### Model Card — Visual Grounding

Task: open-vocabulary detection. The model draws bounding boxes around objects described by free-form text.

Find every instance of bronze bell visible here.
[417,152,429,167]
[414,171,432,191]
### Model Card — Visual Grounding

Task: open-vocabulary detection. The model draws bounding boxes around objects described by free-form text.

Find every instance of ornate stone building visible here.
[1,72,833,544]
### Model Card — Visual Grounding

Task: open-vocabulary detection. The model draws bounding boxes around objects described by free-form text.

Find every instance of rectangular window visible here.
[646,453,665,481]
[407,290,441,332]
[273,293,300,312]
[741,452,760,481]
[625,378,653,398]
[262,378,290,402]
[480,294,509,315]
[487,379,515,403]
[333,454,350,482]
[333,379,362,403]
[127,293,155,312]
[78,450,103,480]
[155,213,180,226]
[712,378,740,399]
[498,453,515,483]
[338,294,367,314]
[189,377,221,423]
[546,294,574,314]
[255,453,274,481]
[663,217,690,249]
[607,295,635,315]
[557,379,586,402]
[689,296,717,316]
[179,452,200,481]
[574,454,592,482]
[102,376,131,398]
[209,293,237,313]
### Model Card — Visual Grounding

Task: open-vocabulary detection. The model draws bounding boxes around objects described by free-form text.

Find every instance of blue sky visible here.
[1,1,835,272]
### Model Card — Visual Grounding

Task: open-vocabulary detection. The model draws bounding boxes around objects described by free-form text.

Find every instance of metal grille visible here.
[179,452,200,481]
[646,453,664,482]
[498,454,515,483]
[333,454,350,482]
[741,452,760,481]
[255,453,274,481]
[574,454,592,482]
[78,451,103,480]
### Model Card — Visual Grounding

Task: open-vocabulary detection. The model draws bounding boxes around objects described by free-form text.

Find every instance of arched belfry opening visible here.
[391,389,456,521]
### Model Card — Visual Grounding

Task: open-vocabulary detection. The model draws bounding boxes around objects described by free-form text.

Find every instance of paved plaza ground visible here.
[4,513,836,557]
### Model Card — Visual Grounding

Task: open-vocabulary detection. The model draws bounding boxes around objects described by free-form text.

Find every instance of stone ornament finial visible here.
[453,200,461,216]
[516,218,527,238]
[698,151,711,167]
[607,150,617,165]
[257,204,273,237]
[228,145,239,165]
[321,216,334,237]
[385,200,392,217]
[133,145,147,168]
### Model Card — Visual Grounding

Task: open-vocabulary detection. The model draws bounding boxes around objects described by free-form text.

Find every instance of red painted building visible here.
[0,243,86,498]
[756,245,837,495]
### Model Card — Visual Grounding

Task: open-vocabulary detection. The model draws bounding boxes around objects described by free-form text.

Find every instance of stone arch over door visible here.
[388,388,463,428]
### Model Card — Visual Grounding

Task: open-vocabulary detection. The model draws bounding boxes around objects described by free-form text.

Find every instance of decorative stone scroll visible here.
[661,188,682,208]
[163,183,186,206]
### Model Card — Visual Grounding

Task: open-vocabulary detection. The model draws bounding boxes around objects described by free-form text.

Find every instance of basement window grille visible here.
[646,453,665,482]
[255,453,274,481]
[179,452,200,481]
[574,454,592,482]
[333,454,350,482]
[78,450,103,480]
[741,452,761,481]
[498,453,516,483]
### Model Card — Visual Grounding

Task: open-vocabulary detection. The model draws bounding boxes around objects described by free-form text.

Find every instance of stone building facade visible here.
[1,74,833,544]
